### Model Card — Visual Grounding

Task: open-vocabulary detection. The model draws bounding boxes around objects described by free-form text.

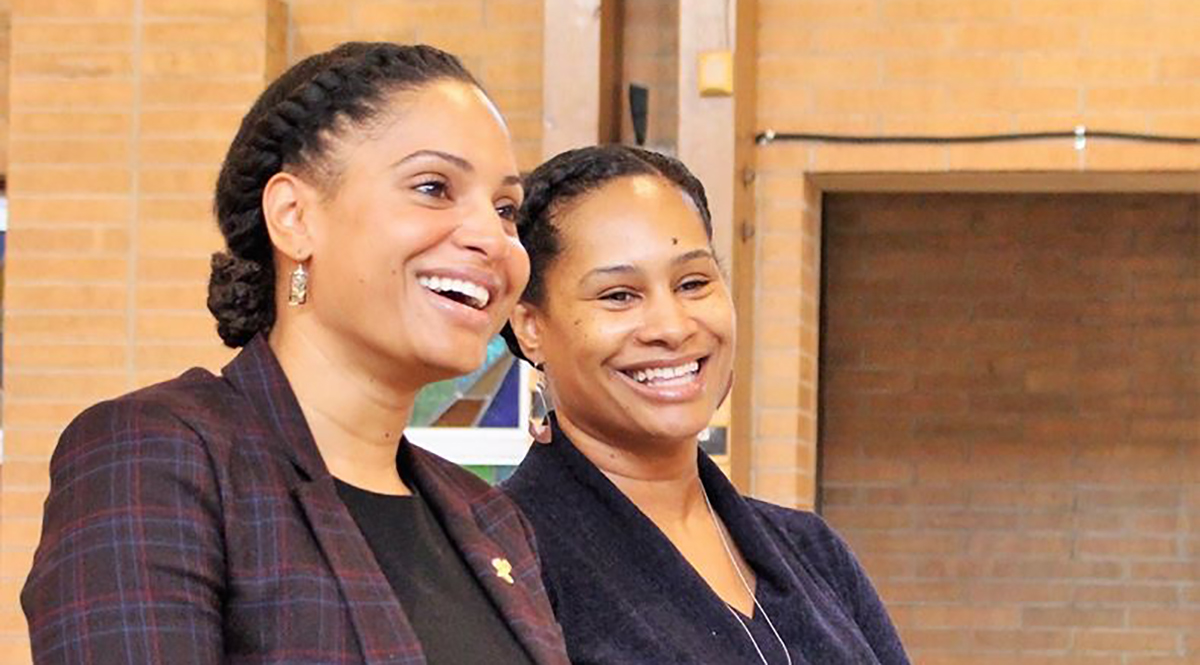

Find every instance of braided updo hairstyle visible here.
[208,42,480,347]
[500,144,712,362]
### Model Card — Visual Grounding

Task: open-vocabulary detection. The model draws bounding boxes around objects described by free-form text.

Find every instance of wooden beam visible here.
[542,0,622,157]
[729,0,758,493]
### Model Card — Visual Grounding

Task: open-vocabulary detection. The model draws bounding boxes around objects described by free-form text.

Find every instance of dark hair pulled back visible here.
[207,42,479,347]
[515,145,711,306]
[500,144,712,362]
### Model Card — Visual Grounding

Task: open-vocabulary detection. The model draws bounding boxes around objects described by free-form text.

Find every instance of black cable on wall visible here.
[755,127,1200,146]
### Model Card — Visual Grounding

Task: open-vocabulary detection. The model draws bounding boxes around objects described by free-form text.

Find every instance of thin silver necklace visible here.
[700,483,794,665]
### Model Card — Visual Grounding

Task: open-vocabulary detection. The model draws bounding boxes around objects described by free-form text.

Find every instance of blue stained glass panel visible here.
[410,336,520,428]
[478,361,521,428]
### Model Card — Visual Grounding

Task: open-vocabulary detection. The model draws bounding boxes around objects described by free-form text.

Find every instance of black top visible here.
[502,419,911,665]
[336,479,534,665]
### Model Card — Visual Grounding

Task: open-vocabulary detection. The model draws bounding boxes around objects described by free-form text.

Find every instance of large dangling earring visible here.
[288,262,309,306]
[528,364,552,444]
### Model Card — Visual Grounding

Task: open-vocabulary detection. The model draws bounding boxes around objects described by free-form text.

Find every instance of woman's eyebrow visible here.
[392,148,472,171]
[581,249,714,282]
[672,248,715,266]
[392,149,521,187]
[581,264,636,281]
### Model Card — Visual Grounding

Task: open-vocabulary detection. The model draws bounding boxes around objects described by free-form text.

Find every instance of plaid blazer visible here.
[22,335,569,665]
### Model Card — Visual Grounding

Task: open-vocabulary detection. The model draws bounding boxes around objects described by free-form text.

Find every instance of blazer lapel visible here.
[405,445,569,665]
[224,337,424,664]
[294,478,425,665]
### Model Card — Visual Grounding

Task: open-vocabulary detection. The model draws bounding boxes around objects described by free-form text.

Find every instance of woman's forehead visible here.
[552,182,711,273]
[560,176,706,241]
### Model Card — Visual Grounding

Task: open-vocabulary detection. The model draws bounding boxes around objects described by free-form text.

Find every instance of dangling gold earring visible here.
[288,262,309,306]
[528,364,552,444]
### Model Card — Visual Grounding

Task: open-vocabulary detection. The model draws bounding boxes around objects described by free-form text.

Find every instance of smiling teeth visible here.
[417,275,490,309]
[632,361,700,384]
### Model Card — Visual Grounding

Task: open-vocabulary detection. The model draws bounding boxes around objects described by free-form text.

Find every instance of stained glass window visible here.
[407,336,531,476]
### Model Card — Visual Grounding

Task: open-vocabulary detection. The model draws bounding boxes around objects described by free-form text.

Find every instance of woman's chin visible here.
[635,417,713,448]
[434,357,485,382]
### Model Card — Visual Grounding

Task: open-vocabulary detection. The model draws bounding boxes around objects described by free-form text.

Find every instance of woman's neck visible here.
[270,324,419,495]
[555,411,706,525]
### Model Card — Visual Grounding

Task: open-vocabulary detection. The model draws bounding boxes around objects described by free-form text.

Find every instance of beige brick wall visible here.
[0,2,10,171]
[822,192,1198,663]
[287,0,544,170]
[751,0,1200,509]
[0,1,282,659]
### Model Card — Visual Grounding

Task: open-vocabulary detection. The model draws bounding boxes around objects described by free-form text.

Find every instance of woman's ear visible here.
[262,171,315,263]
[509,302,545,367]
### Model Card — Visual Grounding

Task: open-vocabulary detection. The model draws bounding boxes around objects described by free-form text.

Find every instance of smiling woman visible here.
[500,145,910,664]
[21,42,568,665]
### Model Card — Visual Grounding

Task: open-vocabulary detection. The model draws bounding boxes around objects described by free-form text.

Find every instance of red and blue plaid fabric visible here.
[23,335,568,664]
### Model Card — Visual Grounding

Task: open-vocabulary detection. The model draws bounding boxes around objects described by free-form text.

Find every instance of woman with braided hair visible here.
[23,42,568,665]
[499,145,909,664]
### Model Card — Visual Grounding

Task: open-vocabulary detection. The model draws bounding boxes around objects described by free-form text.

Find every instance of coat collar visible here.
[527,416,797,595]
[222,335,567,665]
[222,334,327,482]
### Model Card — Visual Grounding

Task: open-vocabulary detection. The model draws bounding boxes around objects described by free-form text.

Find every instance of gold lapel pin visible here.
[492,557,515,585]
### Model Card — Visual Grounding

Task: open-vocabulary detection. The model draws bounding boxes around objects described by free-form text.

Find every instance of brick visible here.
[877,579,963,604]
[137,256,214,281]
[6,257,128,283]
[6,344,128,371]
[1128,608,1200,630]
[1022,55,1156,84]
[811,143,947,172]
[135,312,220,342]
[1086,24,1199,51]
[881,0,1013,21]
[1023,607,1126,628]
[971,628,1071,651]
[141,46,265,77]
[12,0,133,18]
[1075,630,1179,653]
[140,109,245,138]
[886,55,1016,83]
[141,78,263,107]
[1017,0,1147,19]
[142,18,266,45]
[901,605,1020,629]
[1084,143,1200,170]
[7,227,129,255]
[9,137,132,165]
[813,87,943,116]
[759,56,881,85]
[1075,584,1180,605]
[1078,536,1179,559]
[11,51,132,78]
[897,628,969,651]
[950,23,1080,51]
[7,197,131,224]
[355,0,485,30]
[11,21,133,48]
[5,371,129,401]
[9,79,135,110]
[759,0,876,22]
[1129,561,1200,582]
[811,24,952,52]
[10,110,131,136]
[134,344,234,372]
[135,284,208,311]
[142,0,261,17]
